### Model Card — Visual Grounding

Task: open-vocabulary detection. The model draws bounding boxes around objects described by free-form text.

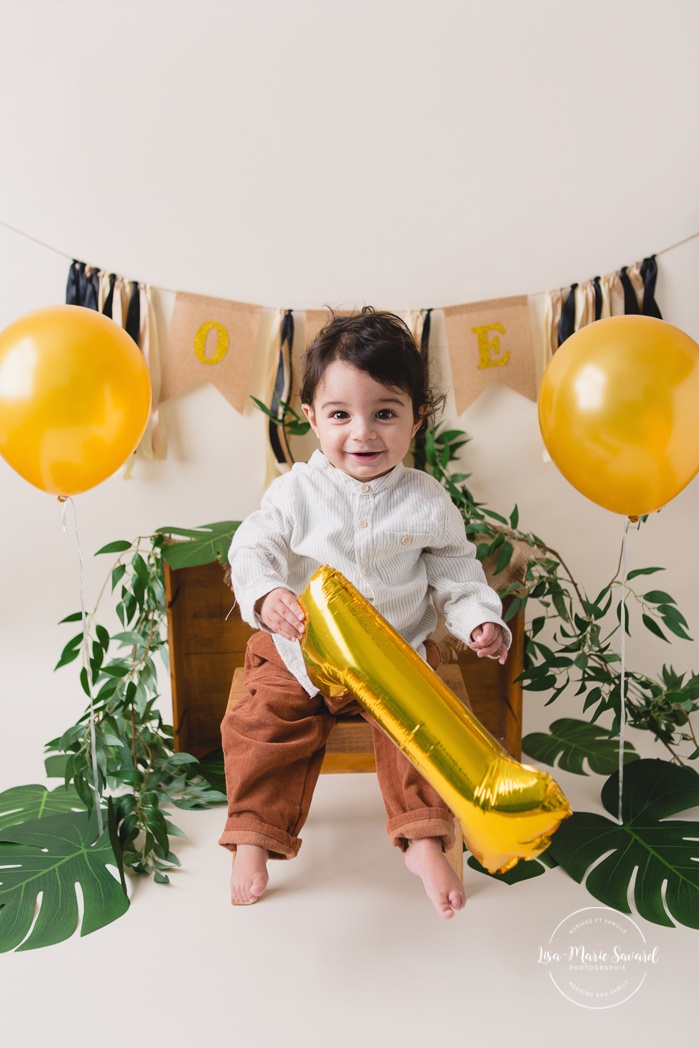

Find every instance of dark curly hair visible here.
[300,307,443,435]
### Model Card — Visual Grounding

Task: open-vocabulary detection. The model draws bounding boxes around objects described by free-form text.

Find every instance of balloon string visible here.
[617,516,630,825]
[59,497,104,837]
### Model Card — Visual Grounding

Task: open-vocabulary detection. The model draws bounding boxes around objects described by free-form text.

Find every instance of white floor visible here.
[1,730,697,1047]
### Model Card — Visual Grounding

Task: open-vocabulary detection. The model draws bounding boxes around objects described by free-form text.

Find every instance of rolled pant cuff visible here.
[386,808,456,852]
[218,819,301,860]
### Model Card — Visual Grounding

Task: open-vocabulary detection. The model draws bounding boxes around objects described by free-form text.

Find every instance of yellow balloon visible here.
[538,315,699,517]
[0,305,151,496]
[299,566,571,875]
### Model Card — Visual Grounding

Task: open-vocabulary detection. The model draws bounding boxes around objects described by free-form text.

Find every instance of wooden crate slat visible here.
[165,560,524,764]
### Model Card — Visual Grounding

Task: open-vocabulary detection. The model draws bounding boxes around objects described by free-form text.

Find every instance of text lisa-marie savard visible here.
[537,945,659,968]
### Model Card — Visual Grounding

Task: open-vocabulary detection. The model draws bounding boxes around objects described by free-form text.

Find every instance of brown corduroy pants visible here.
[218,630,455,859]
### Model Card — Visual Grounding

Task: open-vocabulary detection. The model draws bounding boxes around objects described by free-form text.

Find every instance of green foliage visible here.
[0,784,128,952]
[522,717,639,776]
[467,852,555,884]
[157,521,240,569]
[424,422,698,763]
[250,395,311,437]
[519,573,699,754]
[548,759,699,929]
[197,749,226,794]
[425,421,699,918]
[48,533,226,892]
[0,782,89,830]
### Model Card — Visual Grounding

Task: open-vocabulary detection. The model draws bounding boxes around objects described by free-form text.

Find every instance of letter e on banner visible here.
[472,323,510,369]
[443,295,536,412]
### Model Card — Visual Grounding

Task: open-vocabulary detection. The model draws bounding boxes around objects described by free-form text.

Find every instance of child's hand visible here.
[256,588,306,641]
[470,622,508,665]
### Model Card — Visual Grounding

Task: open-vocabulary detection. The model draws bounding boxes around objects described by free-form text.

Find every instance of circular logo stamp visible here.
[537,906,659,1009]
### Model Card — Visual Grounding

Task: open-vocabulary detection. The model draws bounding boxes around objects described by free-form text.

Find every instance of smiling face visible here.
[302,360,422,481]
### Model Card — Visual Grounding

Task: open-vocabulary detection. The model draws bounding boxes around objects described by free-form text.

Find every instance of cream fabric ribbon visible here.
[542,267,635,372]
[541,287,563,374]
[134,284,166,461]
[402,308,430,349]
[112,276,127,327]
[96,270,167,474]
[97,269,110,313]
[608,261,644,315]
[119,282,166,477]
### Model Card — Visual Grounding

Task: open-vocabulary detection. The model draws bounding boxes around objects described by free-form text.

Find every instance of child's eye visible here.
[376,409,396,420]
[329,410,349,420]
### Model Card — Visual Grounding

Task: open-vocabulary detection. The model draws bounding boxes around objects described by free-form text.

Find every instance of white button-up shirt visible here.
[229,450,510,694]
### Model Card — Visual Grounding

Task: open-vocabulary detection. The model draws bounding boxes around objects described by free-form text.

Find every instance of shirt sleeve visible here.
[423,492,512,651]
[228,479,295,628]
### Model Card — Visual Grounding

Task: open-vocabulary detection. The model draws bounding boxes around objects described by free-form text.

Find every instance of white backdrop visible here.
[0,0,698,789]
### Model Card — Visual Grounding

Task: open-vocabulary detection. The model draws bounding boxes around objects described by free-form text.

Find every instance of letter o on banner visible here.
[194,321,229,365]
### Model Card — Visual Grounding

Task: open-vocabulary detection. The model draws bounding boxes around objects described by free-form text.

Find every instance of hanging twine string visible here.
[0,215,698,304]
[59,496,104,837]
[617,515,631,824]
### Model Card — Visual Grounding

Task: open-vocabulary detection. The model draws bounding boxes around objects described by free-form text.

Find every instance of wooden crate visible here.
[227,661,477,774]
[164,559,523,762]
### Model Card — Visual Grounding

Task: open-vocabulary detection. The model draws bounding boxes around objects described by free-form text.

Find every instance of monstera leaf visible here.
[548,759,699,929]
[0,782,88,830]
[467,852,556,883]
[157,521,240,569]
[0,784,129,952]
[522,717,639,775]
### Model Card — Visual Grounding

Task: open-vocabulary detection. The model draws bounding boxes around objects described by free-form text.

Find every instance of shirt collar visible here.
[308,449,405,493]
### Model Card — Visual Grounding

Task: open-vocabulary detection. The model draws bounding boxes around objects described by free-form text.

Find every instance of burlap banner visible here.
[443,295,536,413]
[161,292,262,411]
[303,308,359,356]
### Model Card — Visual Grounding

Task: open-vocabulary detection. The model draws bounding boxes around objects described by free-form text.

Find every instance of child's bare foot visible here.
[230,844,269,905]
[404,837,466,919]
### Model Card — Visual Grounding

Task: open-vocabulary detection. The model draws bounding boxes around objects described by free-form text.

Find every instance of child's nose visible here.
[352,416,376,440]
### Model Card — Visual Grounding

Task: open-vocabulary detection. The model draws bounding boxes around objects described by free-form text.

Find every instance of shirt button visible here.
[361,485,370,494]
[362,567,371,577]
[401,534,411,544]
[358,519,367,528]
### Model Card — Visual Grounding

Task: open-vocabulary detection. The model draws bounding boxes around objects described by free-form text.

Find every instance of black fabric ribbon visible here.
[420,308,432,354]
[102,273,117,318]
[592,276,603,321]
[558,283,578,346]
[65,260,81,304]
[640,255,662,318]
[66,262,144,336]
[413,309,432,472]
[66,260,99,310]
[125,283,140,344]
[619,267,641,314]
[269,309,295,467]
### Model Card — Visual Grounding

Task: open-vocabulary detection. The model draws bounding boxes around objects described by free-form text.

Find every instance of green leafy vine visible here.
[48,533,225,884]
[424,423,699,764]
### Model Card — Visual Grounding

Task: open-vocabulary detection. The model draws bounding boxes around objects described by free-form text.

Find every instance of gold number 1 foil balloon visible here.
[298,566,571,874]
